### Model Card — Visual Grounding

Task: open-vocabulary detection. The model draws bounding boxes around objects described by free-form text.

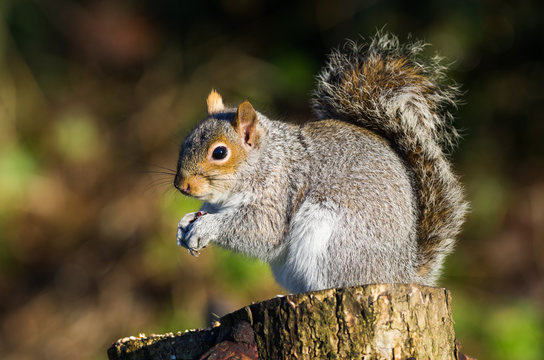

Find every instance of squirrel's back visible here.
[312,32,468,283]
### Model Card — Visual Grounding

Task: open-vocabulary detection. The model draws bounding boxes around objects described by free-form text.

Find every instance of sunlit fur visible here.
[175,32,467,292]
[206,89,225,114]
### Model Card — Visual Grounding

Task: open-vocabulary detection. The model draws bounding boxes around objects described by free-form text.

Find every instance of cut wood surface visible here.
[108,284,469,360]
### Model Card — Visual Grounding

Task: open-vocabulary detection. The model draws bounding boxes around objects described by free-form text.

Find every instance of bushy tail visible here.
[312,32,468,283]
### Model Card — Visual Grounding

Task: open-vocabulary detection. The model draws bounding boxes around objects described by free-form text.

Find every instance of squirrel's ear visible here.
[233,100,260,149]
[207,90,225,114]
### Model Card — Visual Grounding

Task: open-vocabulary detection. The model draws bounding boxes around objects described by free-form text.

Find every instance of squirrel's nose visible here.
[181,182,191,195]
[174,174,191,195]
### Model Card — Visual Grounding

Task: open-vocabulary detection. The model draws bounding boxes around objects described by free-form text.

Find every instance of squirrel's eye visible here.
[211,146,228,160]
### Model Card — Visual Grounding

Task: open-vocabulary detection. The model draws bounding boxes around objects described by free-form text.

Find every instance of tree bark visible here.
[107,284,468,360]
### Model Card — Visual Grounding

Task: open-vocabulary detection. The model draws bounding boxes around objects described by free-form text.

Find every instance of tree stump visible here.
[107,284,469,360]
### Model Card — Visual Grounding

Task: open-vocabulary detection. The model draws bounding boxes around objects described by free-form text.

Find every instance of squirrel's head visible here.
[174,90,262,203]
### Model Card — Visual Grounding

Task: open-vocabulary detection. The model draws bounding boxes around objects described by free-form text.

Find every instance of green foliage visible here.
[53,108,100,162]
[271,50,318,95]
[212,248,272,292]
[454,293,544,360]
[0,143,38,210]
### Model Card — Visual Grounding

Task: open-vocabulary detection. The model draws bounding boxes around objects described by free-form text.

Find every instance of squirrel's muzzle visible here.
[174,173,190,195]
[174,172,206,197]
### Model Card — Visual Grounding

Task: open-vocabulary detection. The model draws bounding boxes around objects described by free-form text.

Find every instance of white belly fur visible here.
[272,202,336,293]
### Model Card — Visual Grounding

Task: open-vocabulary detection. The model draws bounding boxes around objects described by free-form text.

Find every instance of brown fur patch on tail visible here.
[312,32,468,283]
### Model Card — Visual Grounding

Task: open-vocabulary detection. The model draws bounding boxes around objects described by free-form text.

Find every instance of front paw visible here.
[177,213,211,256]
[177,211,206,244]
[185,220,211,256]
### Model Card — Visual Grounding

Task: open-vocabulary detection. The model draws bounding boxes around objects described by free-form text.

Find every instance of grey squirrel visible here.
[174,33,468,293]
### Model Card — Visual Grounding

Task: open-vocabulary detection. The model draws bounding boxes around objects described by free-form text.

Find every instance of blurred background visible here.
[0,0,542,359]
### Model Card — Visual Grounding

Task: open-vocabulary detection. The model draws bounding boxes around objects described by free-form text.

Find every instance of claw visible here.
[188,248,200,257]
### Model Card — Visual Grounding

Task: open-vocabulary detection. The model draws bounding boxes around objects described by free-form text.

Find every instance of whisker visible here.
[148,176,175,184]
[144,170,177,176]
[146,174,175,182]
[147,186,180,197]
[143,181,176,195]
[149,164,177,172]
[145,180,175,190]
